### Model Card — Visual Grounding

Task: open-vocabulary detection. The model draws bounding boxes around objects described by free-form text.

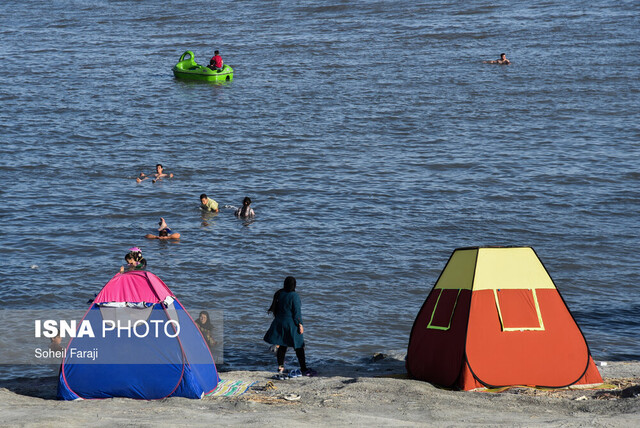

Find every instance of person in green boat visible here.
[208,50,223,71]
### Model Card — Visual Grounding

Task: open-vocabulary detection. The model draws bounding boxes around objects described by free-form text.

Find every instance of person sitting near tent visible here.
[484,53,511,65]
[235,196,255,219]
[145,217,181,240]
[136,164,174,183]
[119,247,147,273]
[208,50,223,71]
[264,276,316,378]
[200,193,219,213]
[195,311,216,351]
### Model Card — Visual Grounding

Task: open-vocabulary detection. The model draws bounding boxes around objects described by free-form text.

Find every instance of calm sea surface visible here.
[1,0,639,379]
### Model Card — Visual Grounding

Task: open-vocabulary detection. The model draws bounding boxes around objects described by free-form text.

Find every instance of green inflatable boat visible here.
[172,51,233,82]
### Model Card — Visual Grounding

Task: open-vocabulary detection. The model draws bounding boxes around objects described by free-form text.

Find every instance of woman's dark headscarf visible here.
[268,276,297,315]
[283,276,296,292]
[239,196,251,216]
[196,310,213,330]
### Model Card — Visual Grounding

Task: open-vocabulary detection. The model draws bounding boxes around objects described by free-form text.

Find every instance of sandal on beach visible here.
[272,373,288,381]
[289,369,301,378]
[283,393,300,401]
[302,368,317,377]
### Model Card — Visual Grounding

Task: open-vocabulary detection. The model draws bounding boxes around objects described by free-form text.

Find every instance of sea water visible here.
[0,0,639,379]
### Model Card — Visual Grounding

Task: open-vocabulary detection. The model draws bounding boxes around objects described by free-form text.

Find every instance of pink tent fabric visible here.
[94,271,172,303]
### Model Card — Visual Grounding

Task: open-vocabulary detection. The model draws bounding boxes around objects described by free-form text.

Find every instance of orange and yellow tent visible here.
[406,247,602,390]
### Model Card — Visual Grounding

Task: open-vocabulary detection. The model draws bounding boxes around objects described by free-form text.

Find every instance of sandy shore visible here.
[0,360,638,427]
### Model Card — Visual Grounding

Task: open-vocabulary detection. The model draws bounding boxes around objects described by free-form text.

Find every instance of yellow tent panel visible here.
[435,248,477,290]
[474,247,556,291]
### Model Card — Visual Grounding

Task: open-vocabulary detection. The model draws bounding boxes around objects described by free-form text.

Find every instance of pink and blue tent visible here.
[57,271,218,400]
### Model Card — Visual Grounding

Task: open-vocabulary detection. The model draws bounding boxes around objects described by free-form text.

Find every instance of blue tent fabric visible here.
[57,298,218,400]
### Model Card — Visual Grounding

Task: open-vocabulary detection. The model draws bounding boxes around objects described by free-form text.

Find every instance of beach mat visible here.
[206,380,257,397]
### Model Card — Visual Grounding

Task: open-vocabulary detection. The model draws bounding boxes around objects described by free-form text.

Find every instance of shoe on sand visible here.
[289,369,301,378]
[302,368,317,377]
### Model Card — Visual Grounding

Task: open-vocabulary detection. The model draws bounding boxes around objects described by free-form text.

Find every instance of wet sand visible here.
[0,360,638,427]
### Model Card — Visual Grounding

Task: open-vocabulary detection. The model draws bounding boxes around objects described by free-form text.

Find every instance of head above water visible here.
[283,276,296,292]
[159,230,168,237]
[156,164,163,173]
[500,53,506,59]
[214,50,219,55]
[126,250,143,263]
[242,196,251,206]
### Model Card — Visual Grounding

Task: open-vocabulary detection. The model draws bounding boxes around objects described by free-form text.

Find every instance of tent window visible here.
[427,289,461,330]
[494,288,545,331]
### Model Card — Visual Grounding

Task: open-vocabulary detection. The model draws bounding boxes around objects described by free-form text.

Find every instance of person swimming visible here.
[119,247,147,273]
[145,217,181,240]
[136,164,174,183]
[484,53,511,65]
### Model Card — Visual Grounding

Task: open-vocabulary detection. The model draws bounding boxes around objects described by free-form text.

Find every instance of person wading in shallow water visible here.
[235,196,255,219]
[200,194,219,213]
[264,276,316,378]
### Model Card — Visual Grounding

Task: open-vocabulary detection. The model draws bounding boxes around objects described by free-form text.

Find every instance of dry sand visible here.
[0,360,638,427]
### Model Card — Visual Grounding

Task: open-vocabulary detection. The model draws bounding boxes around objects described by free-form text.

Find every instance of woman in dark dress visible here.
[195,311,216,351]
[264,276,316,377]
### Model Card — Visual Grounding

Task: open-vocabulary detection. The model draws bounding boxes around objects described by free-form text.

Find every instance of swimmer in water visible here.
[136,164,174,183]
[119,247,147,273]
[200,193,219,213]
[235,196,255,218]
[484,53,511,65]
[146,217,181,240]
